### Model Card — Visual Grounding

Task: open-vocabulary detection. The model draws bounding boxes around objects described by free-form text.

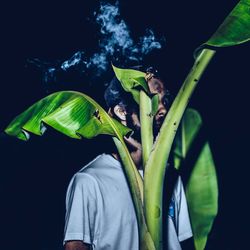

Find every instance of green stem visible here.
[113,137,144,201]
[144,49,216,250]
[140,90,154,169]
[113,137,155,250]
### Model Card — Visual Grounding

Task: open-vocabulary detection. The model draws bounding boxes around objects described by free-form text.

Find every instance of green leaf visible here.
[173,108,218,250]
[173,109,202,170]
[112,65,149,104]
[5,90,154,249]
[151,94,159,116]
[139,91,154,169]
[5,91,131,141]
[113,137,156,250]
[195,0,250,56]
[207,0,250,47]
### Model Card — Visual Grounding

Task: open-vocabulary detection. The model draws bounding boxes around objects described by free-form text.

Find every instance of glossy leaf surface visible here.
[195,0,250,57]
[207,0,250,47]
[5,91,131,140]
[112,65,149,104]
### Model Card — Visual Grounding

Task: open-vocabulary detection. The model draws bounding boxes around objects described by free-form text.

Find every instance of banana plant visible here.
[4,91,155,249]
[112,49,216,250]
[4,0,250,250]
[113,1,250,249]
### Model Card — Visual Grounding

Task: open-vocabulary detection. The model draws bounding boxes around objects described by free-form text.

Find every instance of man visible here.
[64,66,193,250]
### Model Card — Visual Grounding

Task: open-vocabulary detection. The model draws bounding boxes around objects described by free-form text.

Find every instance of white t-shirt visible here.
[64,154,192,249]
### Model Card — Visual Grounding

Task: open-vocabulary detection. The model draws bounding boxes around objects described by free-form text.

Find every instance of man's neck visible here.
[111,152,143,170]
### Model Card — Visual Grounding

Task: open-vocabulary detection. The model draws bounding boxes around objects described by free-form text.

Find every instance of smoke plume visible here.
[29,1,165,87]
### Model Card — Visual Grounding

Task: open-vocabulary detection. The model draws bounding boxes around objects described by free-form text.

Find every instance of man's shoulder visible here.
[66,153,126,199]
[78,153,122,174]
[78,154,104,172]
[70,154,122,186]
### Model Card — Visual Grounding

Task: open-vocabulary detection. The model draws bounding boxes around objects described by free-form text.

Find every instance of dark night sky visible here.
[0,1,249,250]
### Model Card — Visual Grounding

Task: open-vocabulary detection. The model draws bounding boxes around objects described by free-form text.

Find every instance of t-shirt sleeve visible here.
[64,173,99,247]
[175,176,193,242]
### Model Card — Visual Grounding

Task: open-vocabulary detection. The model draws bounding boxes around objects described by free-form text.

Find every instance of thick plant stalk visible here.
[113,137,155,250]
[144,49,216,250]
[113,137,144,201]
[140,90,154,169]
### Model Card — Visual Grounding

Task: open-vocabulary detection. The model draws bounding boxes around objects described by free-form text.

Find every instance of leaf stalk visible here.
[144,49,216,249]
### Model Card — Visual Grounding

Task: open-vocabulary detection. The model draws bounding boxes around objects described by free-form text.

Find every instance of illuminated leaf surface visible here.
[207,0,250,47]
[112,65,149,103]
[195,0,250,57]
[5,91,131,141]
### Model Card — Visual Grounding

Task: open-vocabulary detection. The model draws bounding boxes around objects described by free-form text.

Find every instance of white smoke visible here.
[61,1,165,76]
[88,52,108,72]
[61,51,87,71]
[30,1,165,86]
[96,2,134,50]
[140,29,162,54]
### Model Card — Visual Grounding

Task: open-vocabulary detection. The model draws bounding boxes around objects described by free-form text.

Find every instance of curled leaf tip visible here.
[195,0,250,58]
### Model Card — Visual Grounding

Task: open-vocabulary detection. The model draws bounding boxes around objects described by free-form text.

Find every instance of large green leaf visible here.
[5,90,156,249]
[173,108,218,250]
[5,91,131,140]
[207,0,250,47]
[195,0,250,56]
[112,65,149,104]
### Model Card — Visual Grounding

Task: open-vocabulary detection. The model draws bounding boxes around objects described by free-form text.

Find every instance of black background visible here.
[0,1,249,249]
